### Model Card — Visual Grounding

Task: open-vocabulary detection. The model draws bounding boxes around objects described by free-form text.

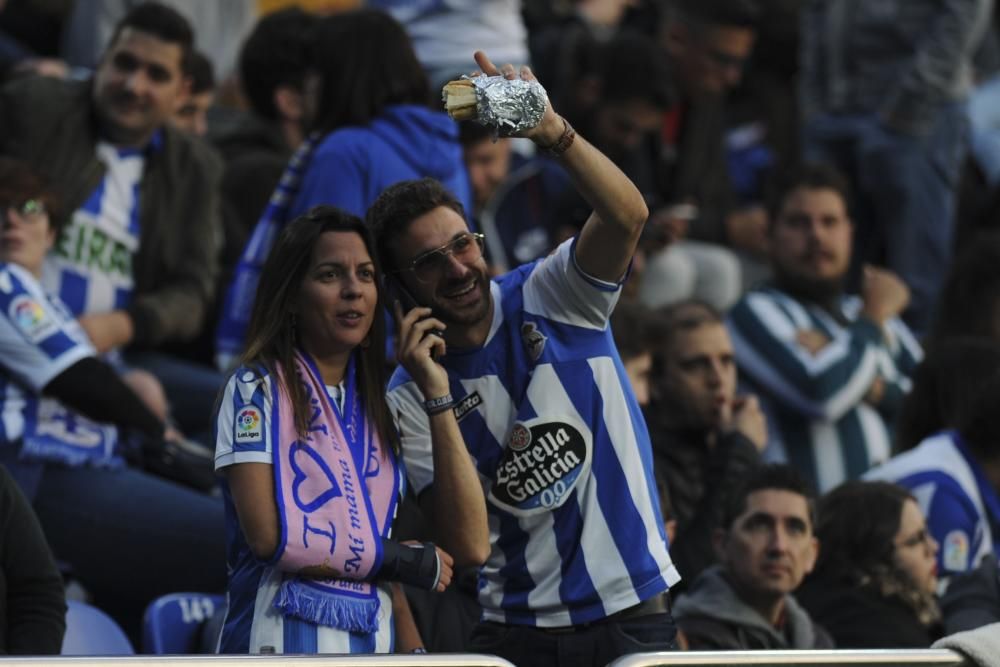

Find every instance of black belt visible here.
[536,592,671,635]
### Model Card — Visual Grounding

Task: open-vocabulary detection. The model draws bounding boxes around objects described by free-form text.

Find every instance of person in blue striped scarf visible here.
[727,163,922,493]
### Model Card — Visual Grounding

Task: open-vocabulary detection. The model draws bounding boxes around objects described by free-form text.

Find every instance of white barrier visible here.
[607,650,967,667]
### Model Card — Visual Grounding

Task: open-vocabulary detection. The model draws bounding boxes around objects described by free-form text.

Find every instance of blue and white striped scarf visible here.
[215,133,320,369]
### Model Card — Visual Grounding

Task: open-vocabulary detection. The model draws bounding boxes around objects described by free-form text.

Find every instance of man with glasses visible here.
[367,52,680,667]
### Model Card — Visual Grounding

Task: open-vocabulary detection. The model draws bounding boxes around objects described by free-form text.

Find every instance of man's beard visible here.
[430,272,491,328]
[773,265,846,308]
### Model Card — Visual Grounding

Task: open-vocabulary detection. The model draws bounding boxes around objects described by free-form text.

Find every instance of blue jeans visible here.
[31,465,226,644]
[469,611,677,667]
[804,106,968,333]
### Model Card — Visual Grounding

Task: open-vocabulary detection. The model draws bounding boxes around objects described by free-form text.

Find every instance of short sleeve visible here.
[387,379,435,495]
[214,367,275,470]
[522,238,623,331]
[0,264,94,390]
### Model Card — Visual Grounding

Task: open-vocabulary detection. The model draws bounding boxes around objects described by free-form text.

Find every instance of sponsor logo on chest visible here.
[488,415,592,516]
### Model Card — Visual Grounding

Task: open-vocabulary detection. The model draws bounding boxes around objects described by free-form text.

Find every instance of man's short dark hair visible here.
[366,178,467,272]
[721,464,816,530]
[239,7,316,121]
[610,301,657,362]
[107,2,194,72]
[187,50,214,95]
[768,163,853,223]
[458,120,494,148]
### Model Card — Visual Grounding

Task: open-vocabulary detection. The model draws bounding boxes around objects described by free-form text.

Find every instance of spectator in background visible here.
[609,300,657,407]
[798,481,942,647]
[212,7,316,262]
[894,338,1000,453]
[638,0,761,309]
[673,464,832,650]
[866,364,1000,580]
[728,164,921,493]
[370,0,529,92]
[170,49,214,137]
[800,0,992,332]
[0,464,65,655]
[459,120,571,271]
[216,8,471,368]
[529,0,637,115]
[928,233,1000,346]
[0,156,223,643]
[0,2,225,437]
[644,300,764,587]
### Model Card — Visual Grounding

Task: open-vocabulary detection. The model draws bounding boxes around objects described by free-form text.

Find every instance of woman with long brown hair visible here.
[214,206,453,654]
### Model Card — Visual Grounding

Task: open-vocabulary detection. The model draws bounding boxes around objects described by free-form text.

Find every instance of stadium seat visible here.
[142,592,226,654]
[62,599,134,655]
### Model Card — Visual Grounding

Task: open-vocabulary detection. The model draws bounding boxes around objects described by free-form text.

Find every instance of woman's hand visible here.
[394,302,450,401]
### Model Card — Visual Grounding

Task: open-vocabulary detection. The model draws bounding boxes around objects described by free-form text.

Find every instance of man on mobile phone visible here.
[367,51,679,667]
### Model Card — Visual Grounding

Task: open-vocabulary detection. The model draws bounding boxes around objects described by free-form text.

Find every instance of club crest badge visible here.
[521,321,547,361]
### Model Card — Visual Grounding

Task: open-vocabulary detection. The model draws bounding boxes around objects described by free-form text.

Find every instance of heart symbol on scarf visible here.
[289,441,343,513]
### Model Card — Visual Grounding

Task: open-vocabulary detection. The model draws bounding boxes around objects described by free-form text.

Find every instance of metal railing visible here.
[608,650,967,667]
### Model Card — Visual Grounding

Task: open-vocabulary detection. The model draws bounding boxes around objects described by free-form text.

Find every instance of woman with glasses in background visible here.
[796,481,942,647]
[0,156,225,645]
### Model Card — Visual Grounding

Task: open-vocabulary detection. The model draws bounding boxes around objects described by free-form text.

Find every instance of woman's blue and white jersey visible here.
[214,367,403,654]
[0,263,118,466]
[866,431,1000,578]
[388,239,679,628]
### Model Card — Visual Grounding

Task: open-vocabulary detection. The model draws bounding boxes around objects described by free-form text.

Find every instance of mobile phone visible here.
[386,275,444,340]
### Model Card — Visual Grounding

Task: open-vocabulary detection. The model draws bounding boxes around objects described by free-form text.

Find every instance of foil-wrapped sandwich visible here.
[442,73,547,134]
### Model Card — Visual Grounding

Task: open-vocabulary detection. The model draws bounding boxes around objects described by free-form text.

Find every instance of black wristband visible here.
[423,393,453,415]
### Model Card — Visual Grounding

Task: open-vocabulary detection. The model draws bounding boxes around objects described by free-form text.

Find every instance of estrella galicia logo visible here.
[453,391,482,422]
[234,406,263,443]
[521,321,547,361]
[489,415,592,516]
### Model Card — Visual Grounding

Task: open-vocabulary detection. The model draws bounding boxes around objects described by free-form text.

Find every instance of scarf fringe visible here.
[274,580,380,633]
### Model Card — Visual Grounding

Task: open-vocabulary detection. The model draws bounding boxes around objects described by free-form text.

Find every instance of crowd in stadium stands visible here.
[0,0,999,663]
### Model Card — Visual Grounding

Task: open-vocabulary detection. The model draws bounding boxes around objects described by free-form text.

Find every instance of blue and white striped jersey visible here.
[728,287,922,492]
[866,431,1000,577]
[42,141,145,317]
[388,239,679,628]
[0,263,118,460]
[214,367,402,654]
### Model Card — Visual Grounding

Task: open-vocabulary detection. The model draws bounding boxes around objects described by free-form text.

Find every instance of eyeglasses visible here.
[400,232,485,283]
[1,199,47,221]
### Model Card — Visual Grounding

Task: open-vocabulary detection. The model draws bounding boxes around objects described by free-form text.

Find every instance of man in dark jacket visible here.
[674,464,833,650]
[645,300,764,586]
[0,2,221,354]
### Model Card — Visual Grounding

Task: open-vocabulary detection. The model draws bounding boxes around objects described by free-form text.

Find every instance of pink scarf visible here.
[270,350,398,632]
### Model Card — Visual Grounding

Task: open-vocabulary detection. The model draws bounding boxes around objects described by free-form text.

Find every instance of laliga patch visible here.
[9,294,58,344]
[943,530,970,572]
[453,391,482,422]
[488,415,592,516]
[521,321,547,361]
[234,406,264,444]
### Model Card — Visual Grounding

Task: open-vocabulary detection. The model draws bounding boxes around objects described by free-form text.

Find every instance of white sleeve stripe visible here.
[215,451,272,470]
[523,239,617,331]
